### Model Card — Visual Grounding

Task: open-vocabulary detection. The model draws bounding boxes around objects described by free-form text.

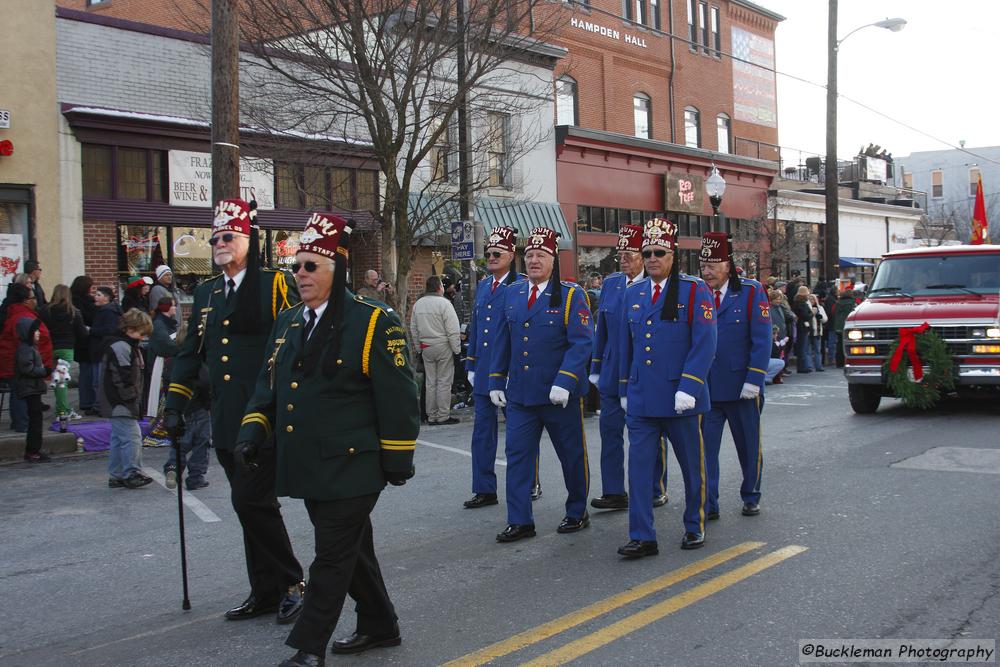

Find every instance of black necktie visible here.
[303,308,317,341]
[226,278,236,305]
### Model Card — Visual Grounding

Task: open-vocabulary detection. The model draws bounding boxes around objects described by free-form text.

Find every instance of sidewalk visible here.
[0,381,88,462]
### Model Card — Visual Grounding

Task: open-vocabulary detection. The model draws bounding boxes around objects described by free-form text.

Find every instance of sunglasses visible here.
[486,251,505,259]
[642,249,671,259]
[291,260,335,273]
[208,233,236,246]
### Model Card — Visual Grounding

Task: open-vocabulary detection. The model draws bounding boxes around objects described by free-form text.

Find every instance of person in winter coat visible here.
[89,287,122,366]
[121,276,153,314]
[832,289,860,368]
[15,317,51,462]
[40,284,88,421]
[0,283,54,432]
[100,308,154,489]
[71,276,99,413]
[807,293,828,372]
[791,286,815,373]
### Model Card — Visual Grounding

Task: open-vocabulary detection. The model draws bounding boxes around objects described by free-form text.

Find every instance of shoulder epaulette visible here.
[561,280,579,288]
[354,294,394,317]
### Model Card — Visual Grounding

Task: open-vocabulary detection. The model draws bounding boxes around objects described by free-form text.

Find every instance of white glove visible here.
[549,385,570,408]
[588,374,600,387]
[620,396,628,411]
[467,371,475,386]
[489,390,507,408]
[674,391,696,413]
[740,383,760,400]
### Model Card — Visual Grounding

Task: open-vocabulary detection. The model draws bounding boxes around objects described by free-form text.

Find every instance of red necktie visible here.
[492,279,500,294]
[715,290,721,310]
[527,285,539,309]
[651,283,661,304]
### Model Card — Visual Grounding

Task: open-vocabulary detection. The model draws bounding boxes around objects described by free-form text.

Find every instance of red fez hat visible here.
[642,218,678,250]
[699,231,731,263]
[486,226,517,254]
[298,212,352,260]
[524,227,560,258]
[617,224,643,252]
[213,199,252,237]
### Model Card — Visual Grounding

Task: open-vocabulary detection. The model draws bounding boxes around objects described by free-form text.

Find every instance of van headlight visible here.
[847,329,863,341]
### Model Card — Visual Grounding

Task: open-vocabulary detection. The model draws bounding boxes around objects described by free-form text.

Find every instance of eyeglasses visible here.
[642,249,671,259]
[208,233,235,246]
[486,251,505,259]
[291,260,336,273]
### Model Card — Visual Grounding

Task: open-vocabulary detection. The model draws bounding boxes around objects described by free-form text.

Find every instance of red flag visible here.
[971,175,989,244]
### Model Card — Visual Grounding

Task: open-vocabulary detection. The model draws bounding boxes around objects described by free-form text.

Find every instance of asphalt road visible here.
[1,372,997,667]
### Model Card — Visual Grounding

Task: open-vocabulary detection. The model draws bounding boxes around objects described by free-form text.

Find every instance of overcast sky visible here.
[759,0,1000,166]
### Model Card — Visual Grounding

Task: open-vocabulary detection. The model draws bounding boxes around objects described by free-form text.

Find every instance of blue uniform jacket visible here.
[707,278,772,402]
[590,271,631,397]
[618,275,717,417]
[489,280,594,406]
[465,272,523,396]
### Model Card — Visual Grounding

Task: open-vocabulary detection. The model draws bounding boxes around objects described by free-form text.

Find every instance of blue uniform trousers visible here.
[471,394,500,494]
[599,392,667,497]
[626,414,705,540]
[504,399,589,526]
[703,396,763,514]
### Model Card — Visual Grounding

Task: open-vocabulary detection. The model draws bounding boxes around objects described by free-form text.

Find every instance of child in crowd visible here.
[100,308,154,489]
[765,325,788,385]
[15,317,51,462]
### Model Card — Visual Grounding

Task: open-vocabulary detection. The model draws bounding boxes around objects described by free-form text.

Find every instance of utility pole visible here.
[212,0,240,204]
[823,0,838,285]
[456,0,478,305]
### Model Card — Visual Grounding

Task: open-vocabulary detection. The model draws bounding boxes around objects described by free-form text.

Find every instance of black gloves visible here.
[163,409,185,438]
[384,466,415,487]
[234,441,259,470]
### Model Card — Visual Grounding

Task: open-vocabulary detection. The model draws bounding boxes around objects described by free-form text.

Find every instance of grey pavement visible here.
[0,371,998,666]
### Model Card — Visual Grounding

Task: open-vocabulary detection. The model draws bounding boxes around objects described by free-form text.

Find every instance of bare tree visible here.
[730,194,813,279]
[224,0,565,319]
[923,194,1000,246]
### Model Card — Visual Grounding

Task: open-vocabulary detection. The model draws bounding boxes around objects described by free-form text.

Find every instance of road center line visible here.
[417,439,507,467]
[67,612,221,655]
[144,468,222,523]
[441,541,765,667]
[521,545,809,667]
[767,402,810,406]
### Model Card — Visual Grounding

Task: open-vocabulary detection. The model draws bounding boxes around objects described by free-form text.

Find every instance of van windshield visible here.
[868,253,1000,296]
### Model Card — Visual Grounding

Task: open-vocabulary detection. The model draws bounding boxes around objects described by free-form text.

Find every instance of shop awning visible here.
[409,194,573,248]
[839,256,876,268]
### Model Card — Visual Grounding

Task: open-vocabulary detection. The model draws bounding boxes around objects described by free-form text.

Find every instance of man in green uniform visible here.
[234,212,418,667]
[164,198,304,623]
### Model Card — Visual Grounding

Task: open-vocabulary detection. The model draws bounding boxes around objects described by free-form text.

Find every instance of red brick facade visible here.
[82,220,121,295]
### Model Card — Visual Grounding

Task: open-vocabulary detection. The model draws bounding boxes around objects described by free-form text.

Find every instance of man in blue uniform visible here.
[588,224,667,510]
[617,218,717,557]
[699,232,771,519]
[489,228,592,542]
[463,227,523,509]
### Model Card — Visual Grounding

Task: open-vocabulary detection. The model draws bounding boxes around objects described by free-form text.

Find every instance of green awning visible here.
[408,194,573,249]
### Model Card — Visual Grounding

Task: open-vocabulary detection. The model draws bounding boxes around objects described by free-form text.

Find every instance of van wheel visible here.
[848,384,882,414]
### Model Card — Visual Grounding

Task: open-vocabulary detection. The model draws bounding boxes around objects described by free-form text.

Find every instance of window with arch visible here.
[716,113,731,153]
[555,76,578,126]
[633,93,652,139]
[684,106,700,148]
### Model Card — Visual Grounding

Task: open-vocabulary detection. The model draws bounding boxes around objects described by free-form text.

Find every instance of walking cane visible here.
[172,428,192,610]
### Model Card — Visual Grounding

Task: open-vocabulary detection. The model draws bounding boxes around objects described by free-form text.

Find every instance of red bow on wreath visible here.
[888,322,930,382]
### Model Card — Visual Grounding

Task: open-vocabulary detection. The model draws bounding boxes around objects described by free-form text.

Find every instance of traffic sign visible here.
[451,220,475,261]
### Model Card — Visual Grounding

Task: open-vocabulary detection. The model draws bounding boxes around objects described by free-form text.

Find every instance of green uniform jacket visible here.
[165,269,298,451]
[236,291,419,501]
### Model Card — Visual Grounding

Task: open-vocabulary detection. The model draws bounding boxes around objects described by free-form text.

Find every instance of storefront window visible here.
[269,229,302,270]
[0,203,29,288]
[118,224,167,275]
[170,226,214,277]
[82,144,112,199]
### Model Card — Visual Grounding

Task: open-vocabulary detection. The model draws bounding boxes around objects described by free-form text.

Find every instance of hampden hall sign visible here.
[569,17,649,48]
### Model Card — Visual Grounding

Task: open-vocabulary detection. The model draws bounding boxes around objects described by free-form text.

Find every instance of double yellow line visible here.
[443,541,807,667]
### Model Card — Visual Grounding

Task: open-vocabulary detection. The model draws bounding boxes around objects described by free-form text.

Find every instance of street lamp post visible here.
[706,164,727,233]
[825,4,906,284]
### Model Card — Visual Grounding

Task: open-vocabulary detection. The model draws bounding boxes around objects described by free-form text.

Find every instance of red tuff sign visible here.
[0,140,13,157]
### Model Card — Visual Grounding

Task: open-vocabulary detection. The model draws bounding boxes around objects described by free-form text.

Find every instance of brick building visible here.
[544,0,784,278]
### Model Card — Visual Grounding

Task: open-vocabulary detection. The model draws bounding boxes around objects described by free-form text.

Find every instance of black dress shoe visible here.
[496,524,536,543]
[617,539,659,558]
[438,417,460,425]
[742,502,760,516]
[279,650,324,667]
[681,532,705,550]
[556,513,590,533]
[591,493,628,510]
[225,594,278,620]
[652,493,669,508]
[706,510,720,521]
[530,483,542,501]
[277,582,305,624]
[330,627,402,655]
[463,493,499,509]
